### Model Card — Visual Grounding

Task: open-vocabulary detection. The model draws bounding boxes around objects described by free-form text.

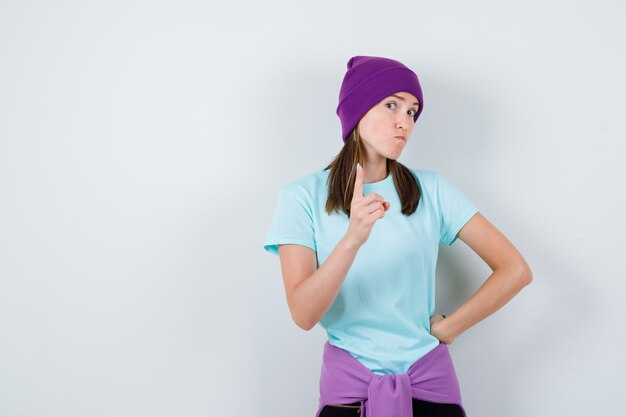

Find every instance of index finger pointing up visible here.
[352,163,364,202]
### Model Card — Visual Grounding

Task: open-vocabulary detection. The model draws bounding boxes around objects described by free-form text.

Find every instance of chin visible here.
[386,149,403,159]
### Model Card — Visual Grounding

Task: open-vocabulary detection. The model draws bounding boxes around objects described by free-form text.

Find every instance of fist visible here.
[429,314,455,344]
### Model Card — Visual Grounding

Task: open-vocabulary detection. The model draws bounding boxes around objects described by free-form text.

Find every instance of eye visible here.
[387,101,418,117]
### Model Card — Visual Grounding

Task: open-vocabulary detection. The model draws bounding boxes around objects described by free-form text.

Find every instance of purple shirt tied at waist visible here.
[314,340,467,417]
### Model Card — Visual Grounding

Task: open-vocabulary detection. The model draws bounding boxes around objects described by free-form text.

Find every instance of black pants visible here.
[319,398,464,417]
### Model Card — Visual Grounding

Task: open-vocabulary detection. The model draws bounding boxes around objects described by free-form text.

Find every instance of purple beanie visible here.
[336,55,424,142]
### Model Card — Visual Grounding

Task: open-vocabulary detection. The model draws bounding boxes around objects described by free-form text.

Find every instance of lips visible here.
[395,135,406,141]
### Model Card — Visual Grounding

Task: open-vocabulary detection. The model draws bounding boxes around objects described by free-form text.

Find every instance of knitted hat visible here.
[336,55,424,142]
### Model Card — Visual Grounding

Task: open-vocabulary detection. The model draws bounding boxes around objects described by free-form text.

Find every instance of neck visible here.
[361,159,388,184]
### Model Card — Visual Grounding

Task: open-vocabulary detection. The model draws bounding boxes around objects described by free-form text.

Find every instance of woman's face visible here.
[356,91,420,161]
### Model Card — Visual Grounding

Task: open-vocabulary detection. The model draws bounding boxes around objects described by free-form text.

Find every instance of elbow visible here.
[287,290,319,331]
[524,269,533,285]
[517,264,533,287]
[294,318,316,332]
[291,311,317,331]
[501,263,532,289]
[503,255,533,287]
[298,321,315,331]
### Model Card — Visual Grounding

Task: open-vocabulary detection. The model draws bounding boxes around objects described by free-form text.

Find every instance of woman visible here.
[263,55,532,417]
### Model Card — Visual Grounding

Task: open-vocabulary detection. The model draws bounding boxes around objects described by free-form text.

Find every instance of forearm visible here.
[291,235,361,330]
[440,265,533,342]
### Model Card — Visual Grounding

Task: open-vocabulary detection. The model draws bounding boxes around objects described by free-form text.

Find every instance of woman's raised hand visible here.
[345,163,390,247]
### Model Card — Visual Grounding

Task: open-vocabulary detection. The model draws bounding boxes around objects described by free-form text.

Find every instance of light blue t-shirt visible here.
[263,167,479,375]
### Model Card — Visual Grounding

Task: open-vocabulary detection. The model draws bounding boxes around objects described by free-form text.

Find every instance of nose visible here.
[395,113,409,131]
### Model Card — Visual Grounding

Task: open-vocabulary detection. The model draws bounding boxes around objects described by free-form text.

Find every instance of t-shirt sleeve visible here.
[263,187,317,256]
[436,172,479,246]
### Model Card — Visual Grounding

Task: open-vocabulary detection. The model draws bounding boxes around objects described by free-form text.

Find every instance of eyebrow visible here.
[389,94,420,106]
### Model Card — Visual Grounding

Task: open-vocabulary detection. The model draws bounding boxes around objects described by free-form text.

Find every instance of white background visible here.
[1,1,624,416]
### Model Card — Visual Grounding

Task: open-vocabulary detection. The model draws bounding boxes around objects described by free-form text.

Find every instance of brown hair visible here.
[323,125,421,217]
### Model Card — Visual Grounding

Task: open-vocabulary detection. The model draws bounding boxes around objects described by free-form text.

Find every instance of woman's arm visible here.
[278,235,362,331]
[431,212,533,344]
